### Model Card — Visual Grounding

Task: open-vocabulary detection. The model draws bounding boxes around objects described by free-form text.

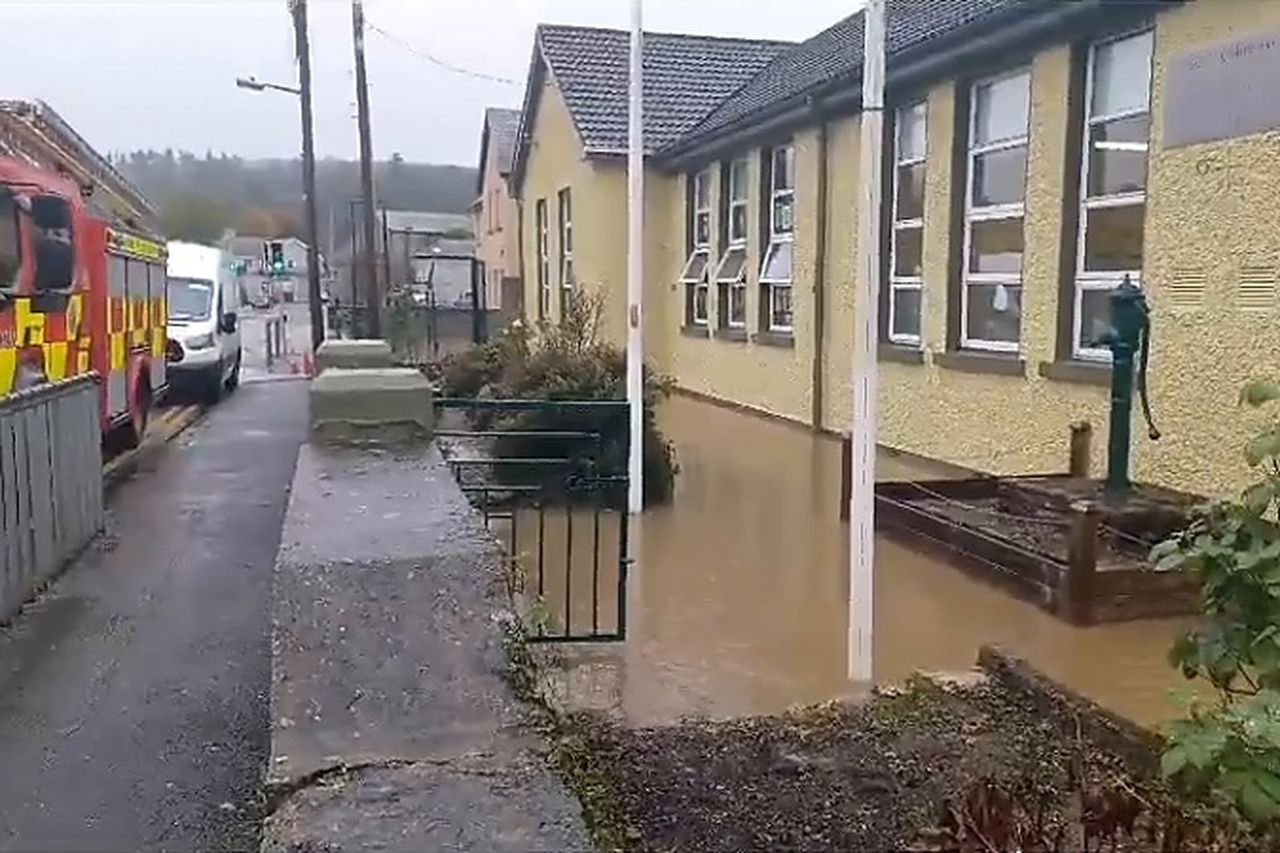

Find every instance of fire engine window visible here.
[109,254,127,297]
[0,191,19,291]
[31,194,74,292]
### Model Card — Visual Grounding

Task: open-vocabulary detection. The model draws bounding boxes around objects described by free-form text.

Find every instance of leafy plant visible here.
[1153,379,1280,825]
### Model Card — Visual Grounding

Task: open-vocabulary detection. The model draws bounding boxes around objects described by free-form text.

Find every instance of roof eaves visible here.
[511,27,593,196]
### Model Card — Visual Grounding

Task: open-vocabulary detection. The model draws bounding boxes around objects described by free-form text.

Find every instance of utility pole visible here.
[351,0,380,336]
[848,0,885,683]
[291,0,324,351]
[626,0,644,515]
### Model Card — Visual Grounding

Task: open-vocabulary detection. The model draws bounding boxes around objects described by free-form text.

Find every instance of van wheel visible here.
[225,352,241,392]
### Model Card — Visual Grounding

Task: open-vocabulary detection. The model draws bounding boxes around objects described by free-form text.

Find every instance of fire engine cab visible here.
[0,156,167,445]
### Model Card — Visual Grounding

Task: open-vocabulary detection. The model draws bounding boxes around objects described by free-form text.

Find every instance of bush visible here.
[439,293,678,506]
[1153,380,1280,826]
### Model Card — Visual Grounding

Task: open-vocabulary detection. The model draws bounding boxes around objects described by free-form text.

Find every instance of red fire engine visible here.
[0,156,167,444]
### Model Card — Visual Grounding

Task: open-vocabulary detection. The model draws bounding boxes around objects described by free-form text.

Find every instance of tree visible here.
[158,192,233,244]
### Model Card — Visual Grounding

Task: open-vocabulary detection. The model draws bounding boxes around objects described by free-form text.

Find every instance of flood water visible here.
[514,394,1199,730]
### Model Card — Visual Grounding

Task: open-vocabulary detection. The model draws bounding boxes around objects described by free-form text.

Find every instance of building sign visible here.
[1165,32,1280,148]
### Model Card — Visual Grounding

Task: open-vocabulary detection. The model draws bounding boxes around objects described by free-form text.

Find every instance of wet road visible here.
[0,380,308,851]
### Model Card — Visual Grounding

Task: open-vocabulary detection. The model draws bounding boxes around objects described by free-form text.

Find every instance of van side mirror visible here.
[220,312,238,334]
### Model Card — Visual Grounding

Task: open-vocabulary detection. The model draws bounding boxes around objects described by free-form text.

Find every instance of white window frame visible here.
[1073,30,1153,361]
[559,189,574,310]
[761,144,795,333]
[680,170,713,326]
[535,199,550,319]
[711,158,750,330]
[961,68,1031,353]
[727,157,749,246]
[889,101,927,346]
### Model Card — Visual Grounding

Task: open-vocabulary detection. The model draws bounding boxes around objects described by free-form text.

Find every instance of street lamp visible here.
[234,1,324,352]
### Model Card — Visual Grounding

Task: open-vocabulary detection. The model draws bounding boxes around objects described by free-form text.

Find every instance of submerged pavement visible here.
[0,380,309,852]
[263,442,590,851]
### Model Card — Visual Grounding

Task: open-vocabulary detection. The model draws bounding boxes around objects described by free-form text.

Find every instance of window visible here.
[535,199,549,319]
[0,191,20,291]
[760,144,795,332]
[715,157,749,328]
[680,169,712,326]
[557,188,573,317]
[889,101,927,345]
[962,70,1030,351]
[1074,30,1153,360]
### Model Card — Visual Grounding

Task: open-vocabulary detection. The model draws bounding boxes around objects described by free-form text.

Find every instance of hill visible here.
[113,149,477,249]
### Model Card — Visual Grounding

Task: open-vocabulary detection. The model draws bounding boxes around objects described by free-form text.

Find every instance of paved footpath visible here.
[0,380,308,852]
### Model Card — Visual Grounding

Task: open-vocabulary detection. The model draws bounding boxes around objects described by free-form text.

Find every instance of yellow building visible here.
[511,0,1280,501]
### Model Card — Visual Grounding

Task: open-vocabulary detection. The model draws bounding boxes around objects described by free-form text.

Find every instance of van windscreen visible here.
[168,277,214,321]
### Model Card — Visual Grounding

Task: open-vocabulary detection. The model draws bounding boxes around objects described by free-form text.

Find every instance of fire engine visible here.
[0,156,167,444]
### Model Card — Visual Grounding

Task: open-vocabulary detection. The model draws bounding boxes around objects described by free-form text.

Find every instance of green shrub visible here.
[1153,380,1280,825]
[441,292,678,506]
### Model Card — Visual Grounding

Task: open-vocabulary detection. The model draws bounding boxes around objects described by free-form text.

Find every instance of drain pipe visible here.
[810,101,830,432]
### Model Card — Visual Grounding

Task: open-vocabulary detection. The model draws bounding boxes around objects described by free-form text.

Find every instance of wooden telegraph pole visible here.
[290,0,325,351]
[351,0,381,337]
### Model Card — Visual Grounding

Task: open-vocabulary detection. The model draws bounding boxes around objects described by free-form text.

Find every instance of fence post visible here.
[1069,421,1092,478]
[1063,500,1099,624]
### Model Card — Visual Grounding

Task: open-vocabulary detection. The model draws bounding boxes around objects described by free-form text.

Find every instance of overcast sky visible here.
[0,0,858,167]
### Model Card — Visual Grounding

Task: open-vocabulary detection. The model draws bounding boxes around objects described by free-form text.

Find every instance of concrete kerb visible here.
[102,404,205,491]
[261,440,592,852]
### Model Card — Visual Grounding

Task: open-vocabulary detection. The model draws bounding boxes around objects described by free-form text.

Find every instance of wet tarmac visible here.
[0,381,308,851]
[537,394,1197,729]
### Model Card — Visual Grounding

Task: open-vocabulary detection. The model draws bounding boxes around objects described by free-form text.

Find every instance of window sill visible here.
[878,343,925,365]
[716,326,749,343]
[752,330,795,349]
[934,350,1026,377]
[680,324,711,339]
[1038,359,1110,387]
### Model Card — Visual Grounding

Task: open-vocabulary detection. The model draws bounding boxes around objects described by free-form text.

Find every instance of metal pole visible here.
[626,0,644,516]
[352,0,381,337]
[848,0,885,683]
[292,0,325,353]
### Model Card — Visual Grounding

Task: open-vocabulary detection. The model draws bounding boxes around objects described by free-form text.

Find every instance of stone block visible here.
[315,338,393,371]
[309,368,433,443]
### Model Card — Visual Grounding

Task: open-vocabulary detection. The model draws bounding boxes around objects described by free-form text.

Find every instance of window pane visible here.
[1087,114,1149,197]
[1092,31,1153,118]
[896,162,926,221]
[715,246,746,282]
[771,284,793,329]
[772,193,794,234]
[891,287,922,339]
[694,283,709,322]
[695,171,711,208]
[972,146,1027,207]
[974,72,1030,146]
[680,250,709,282]
[1084,203,1145,272]
[893,226,923,278]
[969,218,1024,275]
[696,211,711,246]
[966,282,1022,344]
[773,146,794,191]
[1077,287,1113,352]
[732,285,747,325]
[730,203,748,242]
[731,159,749,200]
[897,101,927,161]
[761,240,792,282]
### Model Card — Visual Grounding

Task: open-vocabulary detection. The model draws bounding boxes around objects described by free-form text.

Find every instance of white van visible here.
[166,241,242,402]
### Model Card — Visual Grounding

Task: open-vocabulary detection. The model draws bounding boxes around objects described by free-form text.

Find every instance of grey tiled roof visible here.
[671,0,1040,152]
[485,107,521,174]
[382,210,472,235]
[535,24,791,154]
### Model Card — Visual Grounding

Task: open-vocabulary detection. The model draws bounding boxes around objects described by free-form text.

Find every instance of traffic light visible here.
[266,240,286,277]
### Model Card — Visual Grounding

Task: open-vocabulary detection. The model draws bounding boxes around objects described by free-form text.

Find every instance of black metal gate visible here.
[435,398,630,643]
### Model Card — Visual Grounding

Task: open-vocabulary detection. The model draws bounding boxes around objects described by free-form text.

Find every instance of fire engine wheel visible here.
[122,384,151,450]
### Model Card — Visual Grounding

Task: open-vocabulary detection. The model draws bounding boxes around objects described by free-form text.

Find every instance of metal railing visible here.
[435,397,630,643]
[1,374,104,622]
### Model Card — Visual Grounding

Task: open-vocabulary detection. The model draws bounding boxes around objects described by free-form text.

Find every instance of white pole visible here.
[849,0,885,683]
[626,0,645,515]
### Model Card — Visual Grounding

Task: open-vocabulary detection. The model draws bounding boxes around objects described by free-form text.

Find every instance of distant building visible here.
[472,107,522,313]
[223,234,323,304]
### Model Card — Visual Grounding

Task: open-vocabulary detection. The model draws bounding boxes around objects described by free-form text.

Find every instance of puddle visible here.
[509,394,1199,730]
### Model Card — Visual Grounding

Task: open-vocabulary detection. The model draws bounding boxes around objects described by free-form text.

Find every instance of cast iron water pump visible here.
[1101,275,1161,492]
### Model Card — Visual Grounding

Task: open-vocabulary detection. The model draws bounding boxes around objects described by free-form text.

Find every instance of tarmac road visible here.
[0,379,308,852]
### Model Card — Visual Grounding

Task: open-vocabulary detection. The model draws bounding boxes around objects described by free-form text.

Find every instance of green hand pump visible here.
[1102,275,1161,492]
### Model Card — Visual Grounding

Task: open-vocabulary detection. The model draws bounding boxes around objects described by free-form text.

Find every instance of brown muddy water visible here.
[501,394,1199,730]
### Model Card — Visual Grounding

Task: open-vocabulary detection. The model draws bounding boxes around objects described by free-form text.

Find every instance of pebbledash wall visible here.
[519,0,1280,501]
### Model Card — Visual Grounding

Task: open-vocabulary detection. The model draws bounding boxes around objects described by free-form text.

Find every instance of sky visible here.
[0,0,859,168]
